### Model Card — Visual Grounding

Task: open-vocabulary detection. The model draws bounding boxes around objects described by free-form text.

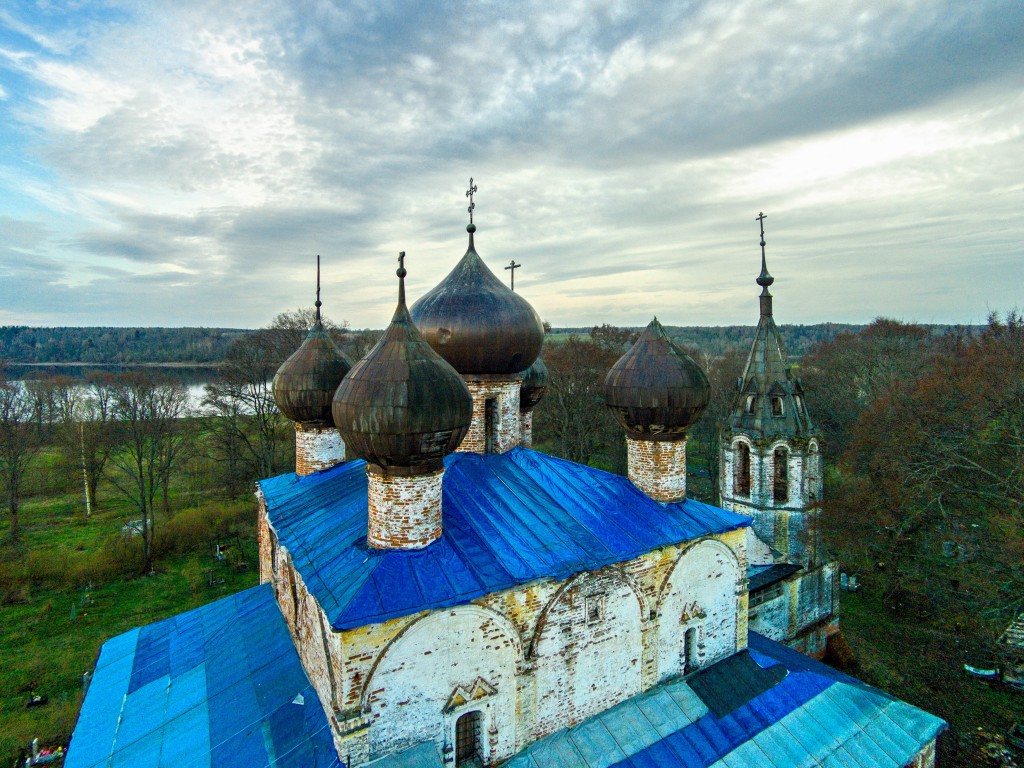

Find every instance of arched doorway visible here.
[455,710,482,766]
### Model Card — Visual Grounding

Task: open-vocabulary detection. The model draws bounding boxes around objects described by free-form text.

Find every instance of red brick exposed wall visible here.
[626,437,687,502]
[367,468,444,550]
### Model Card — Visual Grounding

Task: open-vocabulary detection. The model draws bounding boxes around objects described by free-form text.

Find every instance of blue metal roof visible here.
[504,633,947,768]
[259,447,750,630]
[65,584,342,768]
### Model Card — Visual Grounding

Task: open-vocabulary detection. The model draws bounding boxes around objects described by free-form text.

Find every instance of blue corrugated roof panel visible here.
[505,633,946,768]
[259,447,750,630]
[65,584,342,768]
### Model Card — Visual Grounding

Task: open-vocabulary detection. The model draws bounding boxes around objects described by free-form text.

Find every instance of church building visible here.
[65,189,944,768]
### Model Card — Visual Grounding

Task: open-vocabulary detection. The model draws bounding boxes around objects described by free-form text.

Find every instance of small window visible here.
[793,394,804,413]
[770,396,784,416]
[735,443,751,497]
[773,447,789,503]
[745,395,756,414]
[455,711,482,766]
[749,583,784,607]
[484,397,497,454]
[586,595,605,624]
[683,627,699,674]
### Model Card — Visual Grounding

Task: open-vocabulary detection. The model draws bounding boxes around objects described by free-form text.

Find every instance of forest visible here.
[0,312,1020,767]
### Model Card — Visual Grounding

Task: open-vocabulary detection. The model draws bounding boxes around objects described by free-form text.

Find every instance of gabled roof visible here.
[504,632,946,768]
[65,584,341,768]
[259,447,750,631]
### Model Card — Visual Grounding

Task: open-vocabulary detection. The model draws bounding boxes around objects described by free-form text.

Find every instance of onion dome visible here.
[604,318,710,439]
[409,182,543,375]
[519,357,548,411]
[333,253,472,472]
[272,261,353,423]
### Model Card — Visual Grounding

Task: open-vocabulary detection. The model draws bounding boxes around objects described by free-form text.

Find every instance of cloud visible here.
[0,0,1021,329]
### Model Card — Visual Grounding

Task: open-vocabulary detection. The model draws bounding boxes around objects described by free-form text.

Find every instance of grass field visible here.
[0,476,258,766]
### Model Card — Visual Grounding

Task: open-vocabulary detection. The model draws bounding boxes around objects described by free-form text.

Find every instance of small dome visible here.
[410,226,544,375]
[333,258,472,472]
[273,323,353,424]
[604,318,710,439]
[520,357,548,411]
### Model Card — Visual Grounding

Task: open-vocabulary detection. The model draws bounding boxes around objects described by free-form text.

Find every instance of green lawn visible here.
[0,483,257,765]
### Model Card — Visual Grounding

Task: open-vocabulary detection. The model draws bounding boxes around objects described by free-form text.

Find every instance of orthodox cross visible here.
[505,259,521,291]
[466,178,478,224]
[756,211,767,250]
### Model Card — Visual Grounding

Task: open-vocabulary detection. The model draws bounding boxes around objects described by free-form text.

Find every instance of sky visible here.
[0,1,1021,330]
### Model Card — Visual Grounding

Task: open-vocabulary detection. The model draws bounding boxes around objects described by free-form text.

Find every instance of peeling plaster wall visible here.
[656,539,744,682]
[532,569,644,738]
[364,606,521,763]
[295,422,346,476]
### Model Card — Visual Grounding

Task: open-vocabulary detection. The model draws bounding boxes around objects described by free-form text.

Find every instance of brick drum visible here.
[459,377,522,454]
[626,437,688,502]
[367,468,444,550]
[295,422,346,476]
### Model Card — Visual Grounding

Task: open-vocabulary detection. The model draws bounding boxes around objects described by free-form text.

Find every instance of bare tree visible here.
[0,375,39,539]
[107,373,191,573]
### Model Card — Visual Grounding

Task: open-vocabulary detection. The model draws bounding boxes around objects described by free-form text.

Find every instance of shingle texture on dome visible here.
[332,299,471,473]
[272,324,353,423]
[604,318,711,439]
[410,230,544,375]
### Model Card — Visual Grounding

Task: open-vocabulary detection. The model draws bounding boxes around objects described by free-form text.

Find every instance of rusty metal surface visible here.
[272,325,353,423]
[333,301,471,473]
[604,318,710,439]
[409,228,544,375]
[519,357,548,411]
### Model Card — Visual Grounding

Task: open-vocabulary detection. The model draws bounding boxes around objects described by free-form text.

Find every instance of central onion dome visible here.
[272,268,353,423]
[410,221,544,376]
[333,254,472,472]
[604,318,710,439]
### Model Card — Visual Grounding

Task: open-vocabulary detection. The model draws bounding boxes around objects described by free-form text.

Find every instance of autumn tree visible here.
[203,309,377,493]
[533,326,636,470]
[107,373,191,573]
[821,313,1023,618]
[0,373,39,539]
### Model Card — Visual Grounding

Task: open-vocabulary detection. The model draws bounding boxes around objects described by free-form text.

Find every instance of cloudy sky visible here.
[1,1,1021,330]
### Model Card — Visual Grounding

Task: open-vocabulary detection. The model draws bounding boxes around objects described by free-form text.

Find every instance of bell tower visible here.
[718,214,822,567]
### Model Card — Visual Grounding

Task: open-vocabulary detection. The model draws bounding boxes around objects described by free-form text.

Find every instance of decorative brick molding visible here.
[367,467,444,550]
[626,437,688,503]
[458,377,522,454]
[295,422,346,476]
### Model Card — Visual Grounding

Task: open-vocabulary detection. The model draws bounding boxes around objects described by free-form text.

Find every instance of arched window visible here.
[745,395,756,414]
[735,442,751,497]
[770,396,784,416]
[773,447,788,503]
[455,711,482,766]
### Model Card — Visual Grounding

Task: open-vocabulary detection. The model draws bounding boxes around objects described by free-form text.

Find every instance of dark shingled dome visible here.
[604,318,710,439]
[272,325,353,423]
[410,227,544,375]
[519,357,548,411]
[333,288,472,473]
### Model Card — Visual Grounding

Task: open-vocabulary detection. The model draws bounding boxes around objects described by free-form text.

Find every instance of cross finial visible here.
[505,259,521,291]
[466,177,478,225]
[314,255,322,326]
[397,251,407,305]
